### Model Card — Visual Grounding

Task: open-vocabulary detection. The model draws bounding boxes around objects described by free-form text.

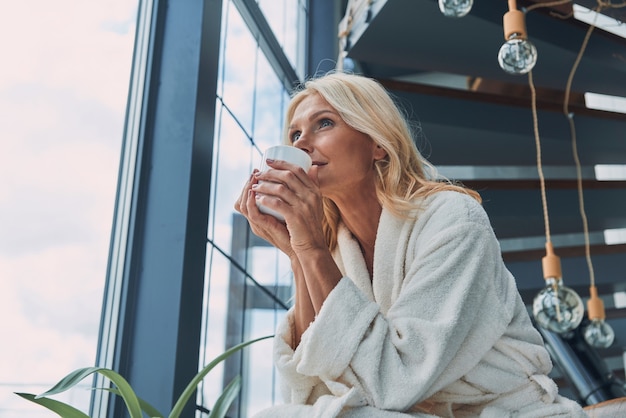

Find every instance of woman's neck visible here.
[333,192,382,276]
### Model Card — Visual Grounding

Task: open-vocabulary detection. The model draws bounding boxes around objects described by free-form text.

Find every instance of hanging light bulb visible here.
[498,0,537,75]
[583,285,615,348]
[498,34,537,75]
[533,242,584,334]
[438,0,473,18]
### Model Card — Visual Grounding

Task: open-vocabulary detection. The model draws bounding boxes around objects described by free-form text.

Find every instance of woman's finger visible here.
[234,170,258,214]
[244,187,295,253]
[256,159,315,189]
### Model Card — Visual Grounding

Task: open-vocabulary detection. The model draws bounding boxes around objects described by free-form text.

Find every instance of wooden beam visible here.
[379,78,626,122]
[461,179,626,191]
[503,243,626,262]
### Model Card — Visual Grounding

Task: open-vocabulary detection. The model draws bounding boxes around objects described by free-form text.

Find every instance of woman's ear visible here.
[373,144,388,162]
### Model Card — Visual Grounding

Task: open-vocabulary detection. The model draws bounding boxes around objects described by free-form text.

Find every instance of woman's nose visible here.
[294,135,312,153]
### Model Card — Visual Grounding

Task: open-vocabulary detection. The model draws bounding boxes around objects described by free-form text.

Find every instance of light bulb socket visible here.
[503,9,527,40]
[587,286,606,320]
[542,242,562,280]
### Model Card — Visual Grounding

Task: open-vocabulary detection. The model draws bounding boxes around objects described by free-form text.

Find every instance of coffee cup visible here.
[256,145,312,221]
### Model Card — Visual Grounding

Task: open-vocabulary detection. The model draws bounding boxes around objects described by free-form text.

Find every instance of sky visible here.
[0,1,138,416]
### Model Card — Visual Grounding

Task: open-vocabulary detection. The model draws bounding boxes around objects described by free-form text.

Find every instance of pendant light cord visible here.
[525,0,571,13]
[527,71,552,244]
[563,12,598,286]
[525,0,626,13]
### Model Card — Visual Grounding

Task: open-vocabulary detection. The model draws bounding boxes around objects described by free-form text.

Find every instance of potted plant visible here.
[16,335,272,418]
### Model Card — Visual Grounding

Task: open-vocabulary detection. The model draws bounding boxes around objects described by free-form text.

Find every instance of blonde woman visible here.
[235,72,586,417]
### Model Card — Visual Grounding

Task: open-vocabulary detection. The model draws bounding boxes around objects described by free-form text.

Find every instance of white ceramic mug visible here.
[256,145,312,221]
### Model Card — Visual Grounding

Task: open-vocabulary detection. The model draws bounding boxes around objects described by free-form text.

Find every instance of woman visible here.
[235,72,586,417]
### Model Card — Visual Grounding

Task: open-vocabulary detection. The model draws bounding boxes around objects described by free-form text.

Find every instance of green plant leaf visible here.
[15,392,90,418]
[36,367,143,418]
[169,334,273,418]
[208,376,241,418]
[36,367,101,398]
[106,387,164,418]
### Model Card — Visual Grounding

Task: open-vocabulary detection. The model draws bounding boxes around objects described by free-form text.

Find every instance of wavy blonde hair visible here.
[284,72,481,251]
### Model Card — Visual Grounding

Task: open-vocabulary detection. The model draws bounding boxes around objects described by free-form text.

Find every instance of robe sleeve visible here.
[273,306,329,404]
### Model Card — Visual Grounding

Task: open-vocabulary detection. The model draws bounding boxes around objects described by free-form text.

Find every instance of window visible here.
[197,1,307,416]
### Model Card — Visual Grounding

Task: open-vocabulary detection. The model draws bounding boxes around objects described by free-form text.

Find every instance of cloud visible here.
[0,1,136,107]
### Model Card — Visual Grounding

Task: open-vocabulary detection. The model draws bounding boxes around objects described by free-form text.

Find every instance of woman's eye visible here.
[319,119,333,128]
[290,132,301,142]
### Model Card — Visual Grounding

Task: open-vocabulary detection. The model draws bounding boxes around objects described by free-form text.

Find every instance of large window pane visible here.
[207,106,260,250]
[219,4,260,137]
[257,0,308,72]
[252,52,291,150]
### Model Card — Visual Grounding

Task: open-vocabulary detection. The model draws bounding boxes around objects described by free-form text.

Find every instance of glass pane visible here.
[207,105,261,250]
[243,291,288,416]
[220,4,260,136]
[257,0,307,71]
[252,50,290,150]
[250,246,293,288]
[197,248,232,410]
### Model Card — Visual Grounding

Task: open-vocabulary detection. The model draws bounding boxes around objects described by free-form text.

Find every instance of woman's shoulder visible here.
[418,190,486,221]
[399,190,493,240]
[401,190,500,258]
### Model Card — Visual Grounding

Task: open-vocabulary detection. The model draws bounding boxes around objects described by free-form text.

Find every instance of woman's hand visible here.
[251,159,327,256]
[235,160,343,331]
[234,169,294,257]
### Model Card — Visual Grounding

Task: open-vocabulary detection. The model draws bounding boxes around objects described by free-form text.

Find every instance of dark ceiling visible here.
[339,0,626,397]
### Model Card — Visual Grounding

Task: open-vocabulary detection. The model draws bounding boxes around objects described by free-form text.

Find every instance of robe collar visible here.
[334,206,406,313]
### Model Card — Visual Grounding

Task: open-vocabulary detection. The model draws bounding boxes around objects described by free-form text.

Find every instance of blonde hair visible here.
[284,72,481,251]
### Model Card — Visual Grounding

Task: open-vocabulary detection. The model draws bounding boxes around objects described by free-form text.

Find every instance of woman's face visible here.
[288,93,386,200]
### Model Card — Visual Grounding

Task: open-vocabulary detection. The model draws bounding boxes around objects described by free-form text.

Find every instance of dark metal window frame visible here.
[94,0,223,415]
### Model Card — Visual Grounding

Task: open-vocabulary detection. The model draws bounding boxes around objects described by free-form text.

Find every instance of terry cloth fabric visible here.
[252,191,588,418]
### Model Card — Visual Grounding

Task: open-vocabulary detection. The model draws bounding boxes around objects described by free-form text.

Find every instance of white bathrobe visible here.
[253,191,587,418]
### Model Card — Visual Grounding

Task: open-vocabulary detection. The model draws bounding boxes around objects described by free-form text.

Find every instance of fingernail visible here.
[265,158,275,164]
